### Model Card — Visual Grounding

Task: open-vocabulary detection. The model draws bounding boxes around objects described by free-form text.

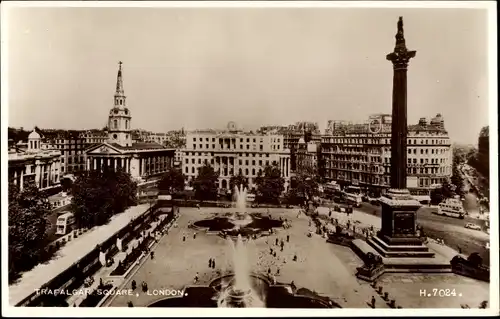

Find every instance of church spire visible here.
[115,61,125,95]
[114,61,126,107]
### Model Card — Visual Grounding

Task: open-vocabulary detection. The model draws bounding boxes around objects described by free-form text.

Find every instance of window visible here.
[252,168,255,175]
[192,167,195,173]
[191,159,195,164]
[245,160,249,165]
[185,167,189,174]
[245,169,249,175]
[408,149,411,154]
[198,159,201,164]
[193,144,196,150]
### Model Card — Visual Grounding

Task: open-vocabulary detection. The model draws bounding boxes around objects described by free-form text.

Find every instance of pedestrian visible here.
[293,254,297,261]
[193,232,197,239]
[286,234,290,242]
[209,258,212,268]
[212,259,216,269]
[194,272,199,283]
[131,280,137,290]
[276,268,280,275]
[270,247,273,255]
[275,238,279,245]
[183,235,186,242]
[329,209,332,217]
[268,267,271,274]
[273,251,277,257]
[371,296,376,308]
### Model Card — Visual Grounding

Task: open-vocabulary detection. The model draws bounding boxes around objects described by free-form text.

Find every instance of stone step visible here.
[384,267,452,273]
[371,236,430,252]
[367,238,435,258]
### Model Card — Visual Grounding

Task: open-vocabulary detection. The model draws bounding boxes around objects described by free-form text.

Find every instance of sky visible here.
[5,5,491,144]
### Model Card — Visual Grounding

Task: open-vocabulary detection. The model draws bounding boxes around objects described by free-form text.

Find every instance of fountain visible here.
[191,184,282,237]
[217,235,265,307]
[229,185,253,229]
[149,185,338,308]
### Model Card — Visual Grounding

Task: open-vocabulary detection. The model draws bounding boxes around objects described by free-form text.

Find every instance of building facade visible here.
[321,114,452,195]
[295,137,319,175]
[85,62,175,183]
[183,121,291,191]
[43,129,108,175]
[8,130,62,192]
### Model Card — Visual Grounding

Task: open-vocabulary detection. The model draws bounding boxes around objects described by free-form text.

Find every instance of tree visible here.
[60,177,73,194]
[158,168,185,194]
[254,164,284,204]
[193,164,219,201]
[229,171,248,192]
[9,181,52,283]
[71,168,137,229]
[290,172,319,201]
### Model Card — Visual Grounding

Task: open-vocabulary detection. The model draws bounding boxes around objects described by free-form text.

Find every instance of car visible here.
[465,223,481,231]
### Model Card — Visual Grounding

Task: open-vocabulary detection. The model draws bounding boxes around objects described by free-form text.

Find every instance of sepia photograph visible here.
[1,1,497,316]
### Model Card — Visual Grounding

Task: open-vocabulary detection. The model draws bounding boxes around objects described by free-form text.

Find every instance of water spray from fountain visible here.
[217,185,265,307]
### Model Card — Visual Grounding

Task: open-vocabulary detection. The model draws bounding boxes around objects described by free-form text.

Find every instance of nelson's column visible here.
[369,17,435,258]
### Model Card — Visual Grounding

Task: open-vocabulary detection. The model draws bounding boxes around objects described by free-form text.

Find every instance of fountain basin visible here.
[147,274,340,308]
[192,212,283,237]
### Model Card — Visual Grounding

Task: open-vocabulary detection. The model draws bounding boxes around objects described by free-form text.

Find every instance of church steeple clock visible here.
[108,61,132,147]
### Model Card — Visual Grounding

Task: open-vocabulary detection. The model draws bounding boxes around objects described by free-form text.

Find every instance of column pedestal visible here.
[367,188,434,258]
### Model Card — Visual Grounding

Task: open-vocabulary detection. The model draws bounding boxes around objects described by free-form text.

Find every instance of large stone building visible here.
[43,129,108,175]
[85,62,175,184]
[295,137,319,175]
[259,121,321,151]
[183,121,291,191]
[8,130,62,192]
[321,113,452,195]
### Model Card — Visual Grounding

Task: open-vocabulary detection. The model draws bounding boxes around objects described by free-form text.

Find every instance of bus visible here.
[56,212,75,235]
[246,193,256,202]
[343,186,363,207]
[437,198,465,219]
[157,193,173,212]
[324,182,341,199]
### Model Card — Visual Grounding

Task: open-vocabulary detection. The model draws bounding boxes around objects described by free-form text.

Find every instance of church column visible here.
[87,158,90,171]
[48,162,52,187]
[20,169,24,191]
[114,158,117,171]
[41,164,45,188]
[13,170,18,186]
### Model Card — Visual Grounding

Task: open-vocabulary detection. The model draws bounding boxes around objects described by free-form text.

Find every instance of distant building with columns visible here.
[8,130,62,192]
[85,62,175,184]
[183,121,291,192]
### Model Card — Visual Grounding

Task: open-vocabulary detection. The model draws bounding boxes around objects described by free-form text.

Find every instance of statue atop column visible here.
[387,17,416,70]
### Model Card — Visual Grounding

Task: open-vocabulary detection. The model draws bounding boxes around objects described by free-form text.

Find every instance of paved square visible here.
[107,207,489,308]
